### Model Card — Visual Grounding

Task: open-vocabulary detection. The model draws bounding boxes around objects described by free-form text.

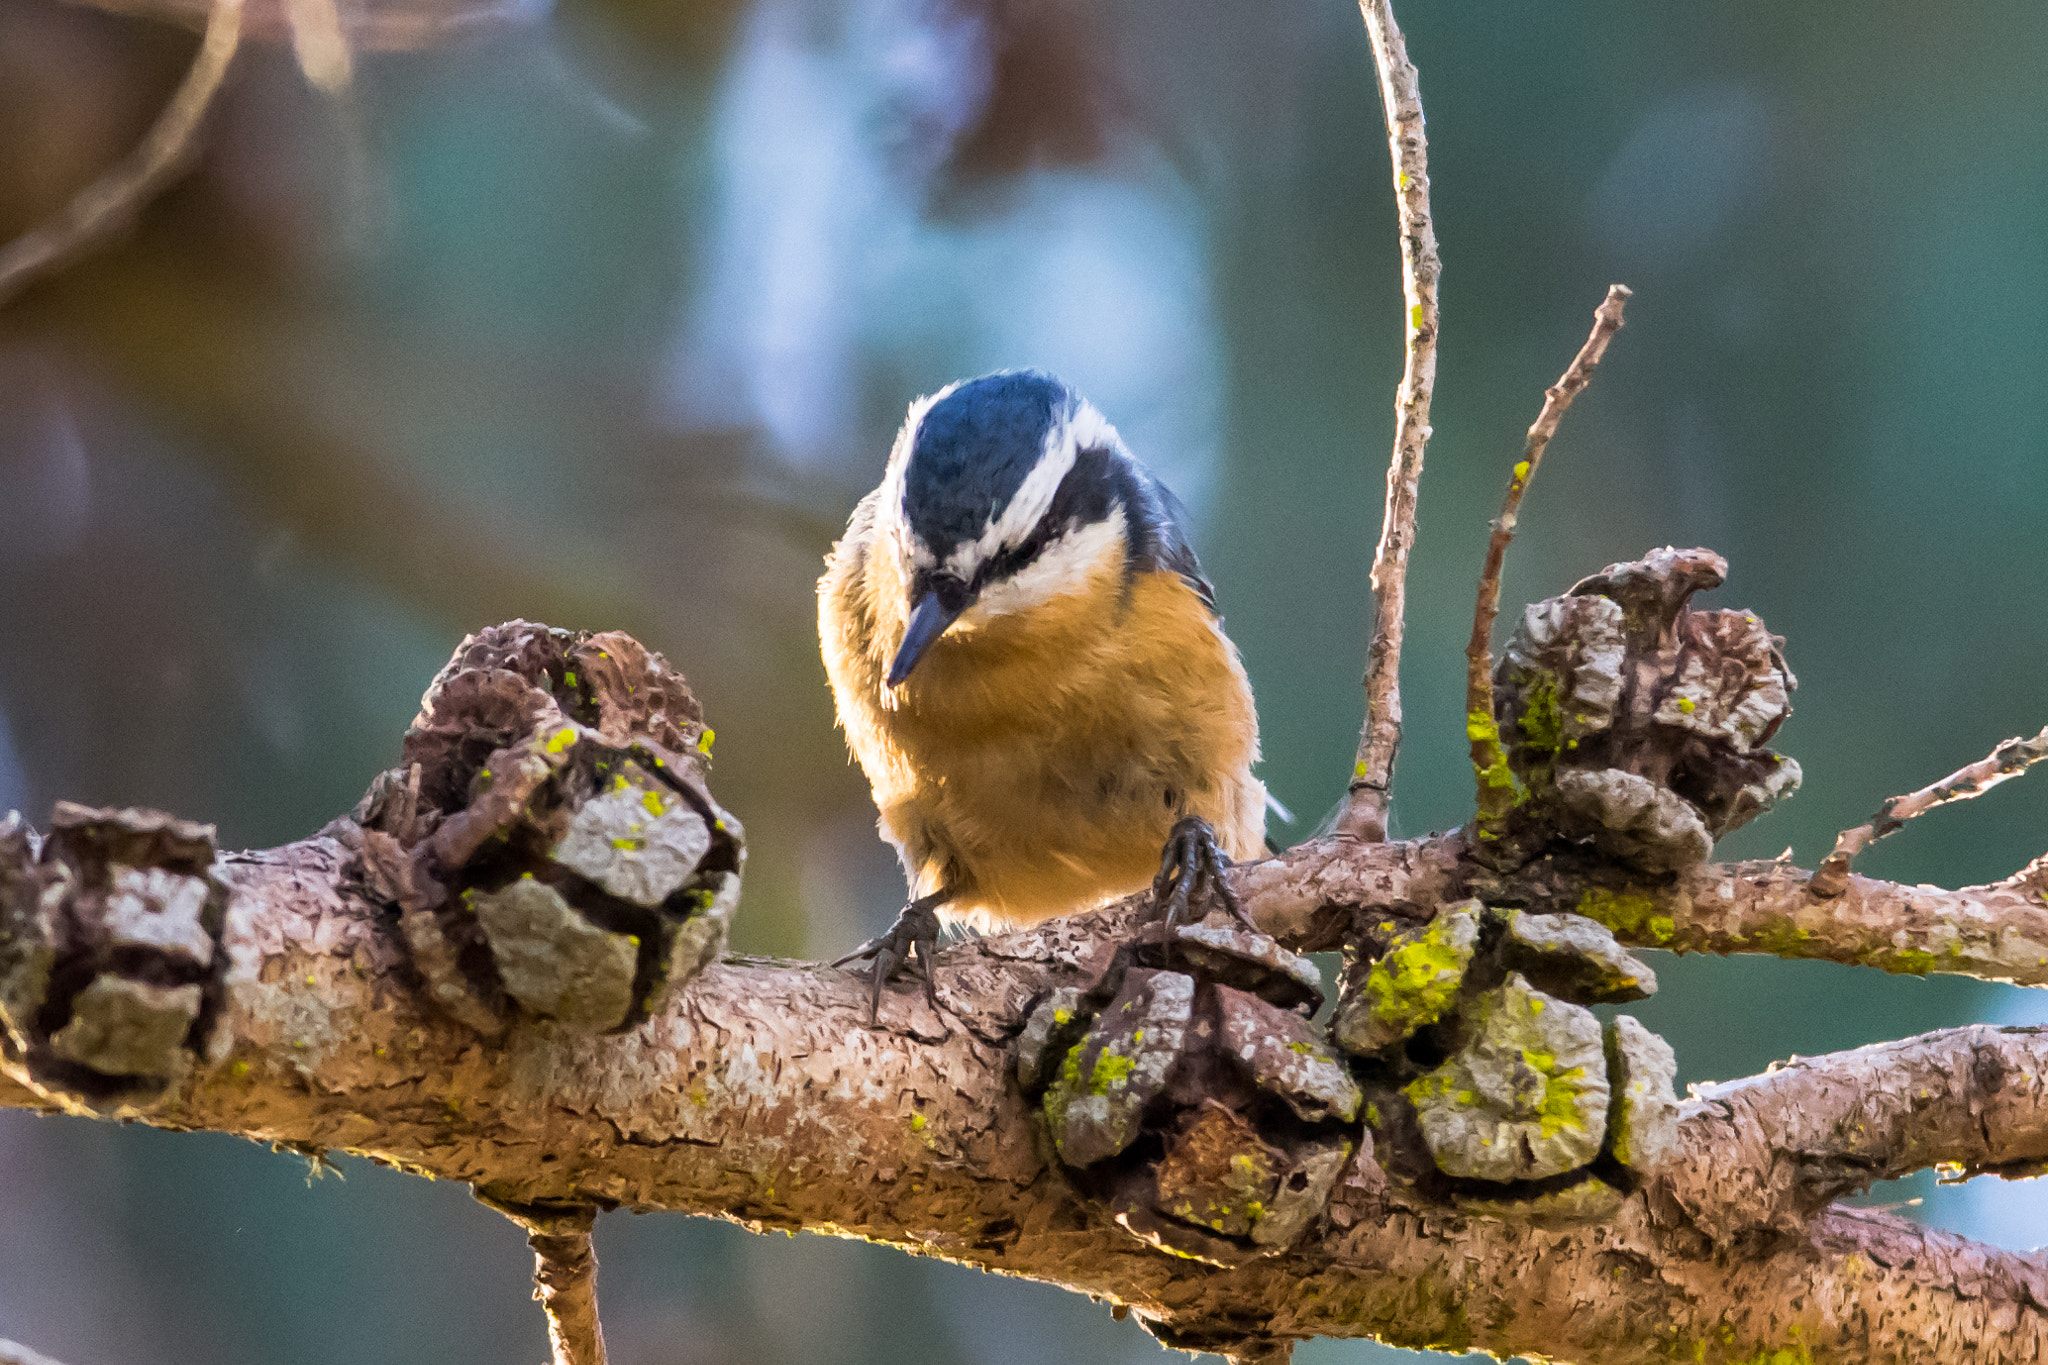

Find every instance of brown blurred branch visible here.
[1810,723,2048,897]
[61,0,542,50]
[1338,0,1439,843]
[0,0,244,310]
[1467,285,1631,834]
[0,1341,74,1365]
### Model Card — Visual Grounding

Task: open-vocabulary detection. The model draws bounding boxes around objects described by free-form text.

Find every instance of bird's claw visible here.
[833,891,945,1025]
[1151,815,1254,940]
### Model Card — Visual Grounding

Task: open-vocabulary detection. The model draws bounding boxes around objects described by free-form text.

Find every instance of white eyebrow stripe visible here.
[941,397,1119,582]
[878,385,953,573]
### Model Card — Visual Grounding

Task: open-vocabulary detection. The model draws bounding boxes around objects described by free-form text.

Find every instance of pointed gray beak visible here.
[887,590,966,686]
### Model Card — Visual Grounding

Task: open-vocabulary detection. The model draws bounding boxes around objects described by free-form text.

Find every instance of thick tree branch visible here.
[2,816,2044,1361]
[1680,1024,2048,1242]
[1340,0,1440,842]
[0,0,244,309]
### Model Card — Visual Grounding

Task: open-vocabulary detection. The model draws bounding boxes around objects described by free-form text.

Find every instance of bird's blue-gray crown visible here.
[878,370,1213,685]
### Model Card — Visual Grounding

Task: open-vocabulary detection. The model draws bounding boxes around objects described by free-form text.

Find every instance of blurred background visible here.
[1,0,2046,1360]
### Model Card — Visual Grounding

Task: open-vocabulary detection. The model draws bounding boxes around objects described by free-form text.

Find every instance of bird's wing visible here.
[1134,472,1219,614]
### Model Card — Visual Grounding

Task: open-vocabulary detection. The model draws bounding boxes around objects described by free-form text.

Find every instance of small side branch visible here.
[487,1202,610,1365]
[1809,724,2048,897]
[0,0,244,308]
[1338,0,1440,842]
[1467,285,1631,831]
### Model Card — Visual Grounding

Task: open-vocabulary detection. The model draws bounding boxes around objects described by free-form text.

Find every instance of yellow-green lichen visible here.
[1089,1049,1136,1093]
[1576,887,1676,945]
[1524,1047,1592,1138]
[1516,672,1565,753]
[1468,711,1520,794]
[1367,921,1471,1032]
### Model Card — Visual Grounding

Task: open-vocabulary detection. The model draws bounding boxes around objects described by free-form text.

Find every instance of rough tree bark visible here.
[0,611,2041,1365]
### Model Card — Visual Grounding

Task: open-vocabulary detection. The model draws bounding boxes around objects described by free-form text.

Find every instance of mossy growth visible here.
[1516,670,1565,754]
[1575,886,1676,946]
[1333,903,1481,1054]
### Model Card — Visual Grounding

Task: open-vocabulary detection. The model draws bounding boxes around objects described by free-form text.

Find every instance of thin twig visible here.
[1336,0,1440,843]
[1467,285,1631,833]
[0,0,244,309]
[480,1198,610,1365]
[1808,724,2048,897]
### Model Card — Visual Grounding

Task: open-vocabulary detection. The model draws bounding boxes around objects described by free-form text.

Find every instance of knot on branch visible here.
[0,804,232,1112]
[352,621,743,1037]
[1486,547,1800,872]
[1332,900,1680,1223]
[1015,918,1363,1268]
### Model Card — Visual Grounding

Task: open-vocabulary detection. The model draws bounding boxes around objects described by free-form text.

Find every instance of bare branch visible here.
[0,0,245,309]
[1466,286,1632,834]
[1491,852,2048,987]
[65,0,536,51]
[1810,724,2048,898]
[485,1202,610,1365]
[1338,0,1440,843]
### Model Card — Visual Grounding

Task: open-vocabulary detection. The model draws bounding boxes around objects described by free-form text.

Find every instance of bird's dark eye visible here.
[924,573,973,613]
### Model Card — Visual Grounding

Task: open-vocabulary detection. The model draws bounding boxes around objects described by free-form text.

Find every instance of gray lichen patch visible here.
[0,804,231,1109]
[1407,973,1608,1182]
[1605,1014,1680,1173]
[1502,911,1656,1004]
[1214,984,1361,1123]
[1015,986,1091,1092]
[551,763,712,909]
[1652,609,1795,752]
[47,975,202,1079]
[1501,593,1627,752]
[1165,921,1324,1013]
[1043,969,1194,1168]
[473,876,639,1032]
[102,866,217,968]
[1488,548,1800,873]
[1250,1140,1353,1248]
[1331,902,1480,1055]
[1552,768,1713,874]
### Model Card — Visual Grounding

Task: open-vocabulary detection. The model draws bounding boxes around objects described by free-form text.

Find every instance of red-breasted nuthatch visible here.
[819,370,1268,1019]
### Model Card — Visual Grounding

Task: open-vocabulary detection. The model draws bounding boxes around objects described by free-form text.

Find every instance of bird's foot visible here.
[1151,815,1255,938]
[833,890,946,1025]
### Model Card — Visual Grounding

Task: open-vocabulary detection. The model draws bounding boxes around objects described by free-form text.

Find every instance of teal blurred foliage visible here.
[0,0,2045,1361]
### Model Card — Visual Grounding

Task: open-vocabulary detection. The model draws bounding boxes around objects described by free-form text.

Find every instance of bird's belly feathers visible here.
[846,568,1263,925]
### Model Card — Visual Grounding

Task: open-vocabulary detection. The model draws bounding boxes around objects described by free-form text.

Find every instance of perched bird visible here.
[818,370,1268,1019]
